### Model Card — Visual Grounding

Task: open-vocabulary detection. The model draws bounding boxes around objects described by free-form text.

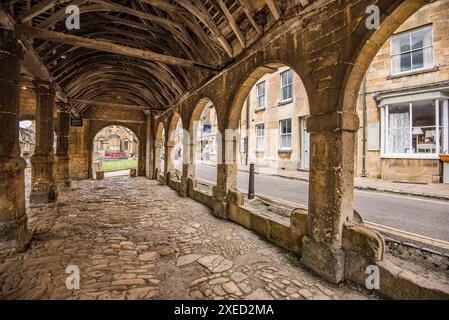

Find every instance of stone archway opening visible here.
[167,113,184,181]
[92,125,139,178]
[228,64,310,194]
[190,99,219,189]
[19,120,57,201]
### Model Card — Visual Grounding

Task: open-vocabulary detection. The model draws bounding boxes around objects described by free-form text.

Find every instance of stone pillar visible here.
[146,115,155,179]
[154,142,162,180]
[55,104,71,189]
[164,130,174,184]
[212,129,237,218]
[138,126,147,177]
[30,81,58,204]
[180,141,195,197]
[300,111,359,283]
[0,28,30,250]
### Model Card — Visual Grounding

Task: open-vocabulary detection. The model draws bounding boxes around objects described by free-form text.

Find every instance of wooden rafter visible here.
[17,25,219,72]
[216,0,246,48]
[265,0,280,20]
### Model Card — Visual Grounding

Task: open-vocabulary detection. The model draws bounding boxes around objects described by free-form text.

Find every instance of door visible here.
[300,117,310,170]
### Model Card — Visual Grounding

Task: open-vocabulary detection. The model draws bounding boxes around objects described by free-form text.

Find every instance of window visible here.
[255,124,265,151]
[391,26,433,75]
[382,99,447,157]
[256,81,266,109]
[98,140,104,150]
[280,69,293,102]
[280,119,292,150]
[124,141,129,151]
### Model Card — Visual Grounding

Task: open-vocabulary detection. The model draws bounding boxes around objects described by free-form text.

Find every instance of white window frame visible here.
[255,123,265,151]
[280,69,294,103]
[381,98,448,159]
[256,81,266,110]
[390,25,434,76]
[279,118,292,150]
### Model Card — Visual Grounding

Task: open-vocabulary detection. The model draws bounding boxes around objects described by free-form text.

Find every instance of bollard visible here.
[248,163,255,200]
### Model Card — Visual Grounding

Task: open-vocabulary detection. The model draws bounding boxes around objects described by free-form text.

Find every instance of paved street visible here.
[0,177,373,300]
[195,165,449,242]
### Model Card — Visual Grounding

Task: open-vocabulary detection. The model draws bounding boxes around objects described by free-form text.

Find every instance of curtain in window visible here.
[388,110,410,153]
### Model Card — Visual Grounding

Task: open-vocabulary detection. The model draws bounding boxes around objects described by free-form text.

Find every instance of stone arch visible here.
[88,122,141,179]
[154,121,165,179]
[166,112,183,180]
[341,0,427,113]
[188,97,218,183]
[227,62,310,130]
[223,62,311,192]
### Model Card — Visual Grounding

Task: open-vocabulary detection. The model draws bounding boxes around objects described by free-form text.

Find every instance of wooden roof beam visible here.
[239,0,261,34]
[265,0,280,20]
[18,0,71,23]
[216,0,246,48]
[17,25,219,72]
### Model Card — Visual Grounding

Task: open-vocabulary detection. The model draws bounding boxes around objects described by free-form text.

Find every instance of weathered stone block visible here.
[342,222,384,261]
[96,171,104,180]
[301,236,345,284]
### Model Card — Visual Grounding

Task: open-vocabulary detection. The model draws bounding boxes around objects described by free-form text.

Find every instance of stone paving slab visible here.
[0,177,376,300]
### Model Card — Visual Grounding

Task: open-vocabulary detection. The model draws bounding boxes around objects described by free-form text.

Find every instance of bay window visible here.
[280,119,292,150]
[382,99,448,157]
[391,25,433,75]
[255,124,265,151]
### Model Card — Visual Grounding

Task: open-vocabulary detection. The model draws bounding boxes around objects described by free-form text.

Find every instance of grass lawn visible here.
[102,159,137,172]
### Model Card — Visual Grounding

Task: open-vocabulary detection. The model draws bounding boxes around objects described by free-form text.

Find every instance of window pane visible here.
[387,104,410,154]
[281,72,287,86]
[412,27,432,49]
[392,34,410,54]
[411,50,424,69]
[412,100,436,154]
[391,55,401,74]
[400,52,411,72]
[282,87,289,101]
[422,47,433,68]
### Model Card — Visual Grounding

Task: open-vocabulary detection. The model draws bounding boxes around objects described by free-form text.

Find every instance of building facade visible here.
[18,124,35,162]
[238,66,310,171]
[93,125,138,159]
[196,103,219,164]
[356,0,449,183]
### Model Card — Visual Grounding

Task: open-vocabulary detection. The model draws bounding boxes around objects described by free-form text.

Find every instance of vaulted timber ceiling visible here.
[1,0,311,115]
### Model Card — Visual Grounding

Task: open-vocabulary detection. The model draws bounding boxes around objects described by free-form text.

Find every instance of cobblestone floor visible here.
[0,177,377,300]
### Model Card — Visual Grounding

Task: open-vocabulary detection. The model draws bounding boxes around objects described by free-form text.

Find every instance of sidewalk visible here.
[234,165,449,201]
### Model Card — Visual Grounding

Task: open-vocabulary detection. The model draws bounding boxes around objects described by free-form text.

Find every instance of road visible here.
[194,164,449,242]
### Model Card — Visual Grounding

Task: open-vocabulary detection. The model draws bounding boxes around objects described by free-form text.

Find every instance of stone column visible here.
[30,81,58,204]
[212,129,237,218]
[300,111,359,283]
[164,139,174,184]
[55,104,71,189]
[154,142,162,179]
[138,126,147,177]
[146,114,155,179]
[180,140,195,197]
[0,28,30,250]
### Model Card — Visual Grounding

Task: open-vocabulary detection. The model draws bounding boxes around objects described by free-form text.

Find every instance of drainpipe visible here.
[361,76,367,177]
